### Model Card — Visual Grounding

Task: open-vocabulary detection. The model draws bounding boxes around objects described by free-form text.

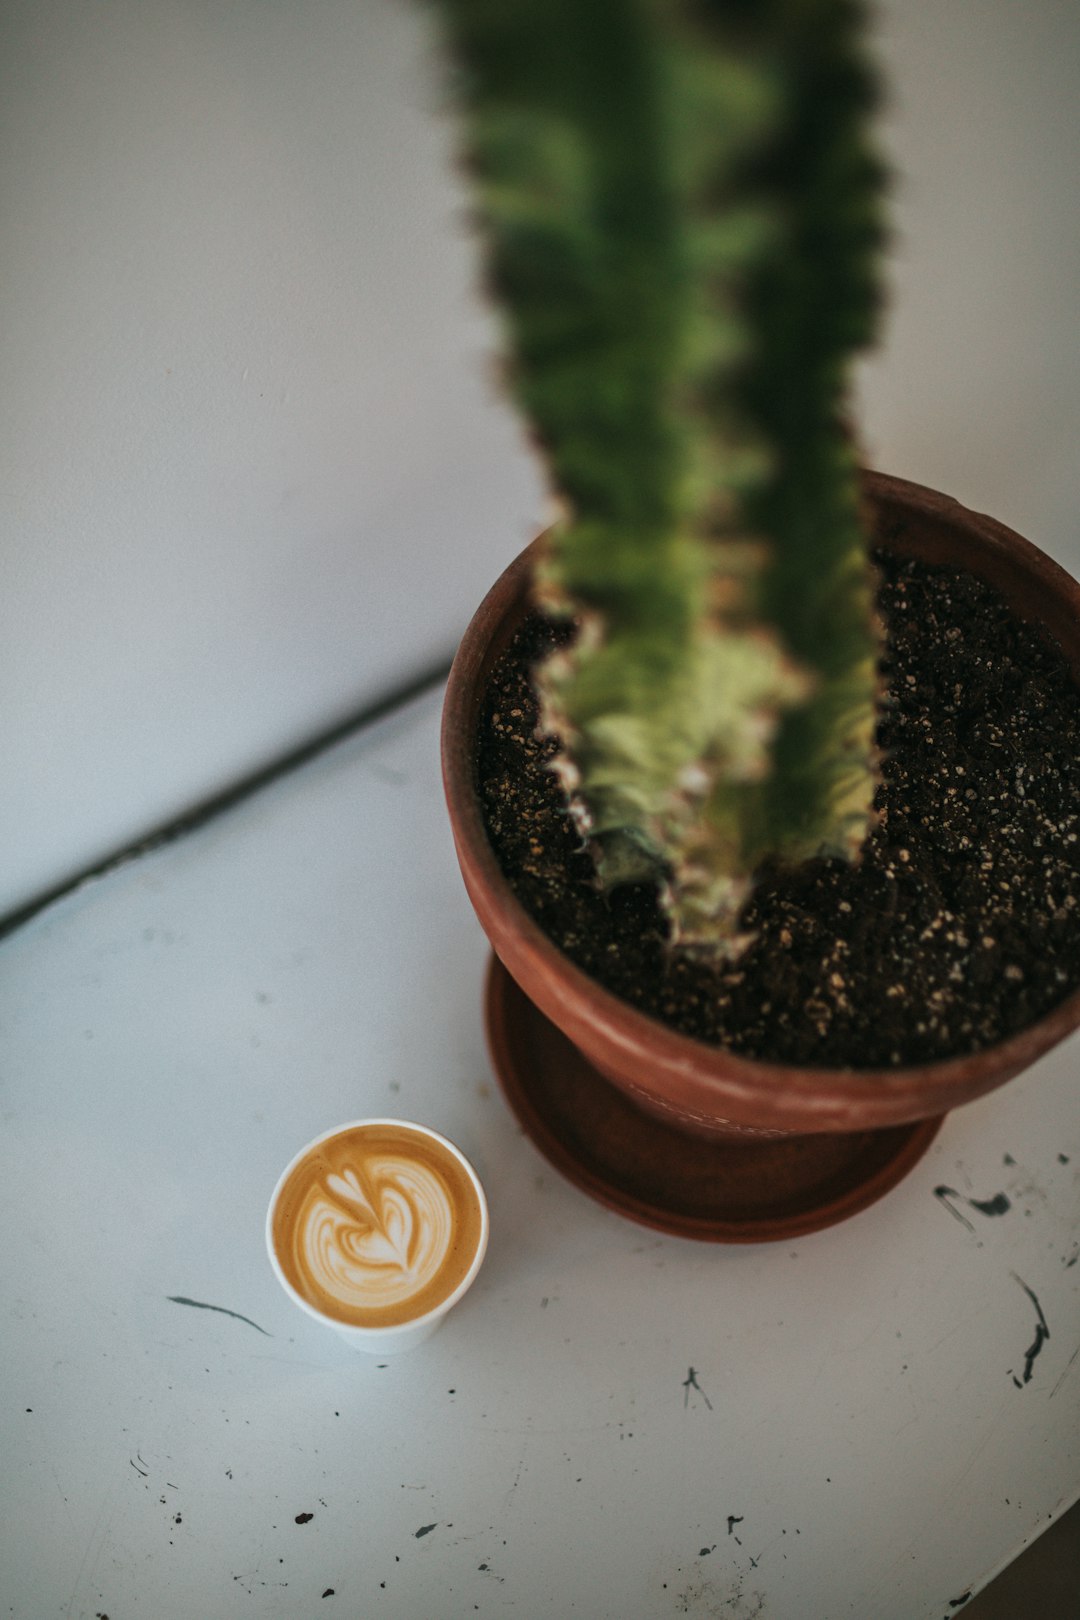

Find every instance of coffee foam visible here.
[270,1123,484,1328]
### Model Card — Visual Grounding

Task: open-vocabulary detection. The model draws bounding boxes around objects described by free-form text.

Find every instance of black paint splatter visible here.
[933,1186,1011,1232]
[683,1367,713,1410]
[321,1589,334,1598]
[1009,1274,1049,1387]
[295,1512,314,1524]
[969,1193,1011,1217]
[415,1523,437,1538]
[167,1296,271,1336]
[949,1595,971,1609]
[727,1515,744,1545]
[933,1187,975,1232]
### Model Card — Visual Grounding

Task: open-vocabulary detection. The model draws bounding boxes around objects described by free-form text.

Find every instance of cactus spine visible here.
[441,0,886,956]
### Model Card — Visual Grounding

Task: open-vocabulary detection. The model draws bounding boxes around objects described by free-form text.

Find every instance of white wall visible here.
[2,0,1077,922]
[856,0,1080,566]
[0,0,544,920]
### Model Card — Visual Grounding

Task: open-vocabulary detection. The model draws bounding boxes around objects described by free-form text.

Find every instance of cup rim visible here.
[265,1117,490,1337]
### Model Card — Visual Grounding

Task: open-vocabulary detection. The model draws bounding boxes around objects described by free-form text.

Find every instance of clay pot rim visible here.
[441,470,1080,1121]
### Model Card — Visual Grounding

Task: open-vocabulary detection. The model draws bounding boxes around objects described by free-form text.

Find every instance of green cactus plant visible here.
[439,0,887,957]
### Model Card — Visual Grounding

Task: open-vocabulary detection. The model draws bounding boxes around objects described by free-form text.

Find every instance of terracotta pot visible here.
[441,472,1080,1239]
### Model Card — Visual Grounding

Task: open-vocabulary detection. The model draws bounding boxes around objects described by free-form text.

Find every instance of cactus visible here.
[440,0,887,956]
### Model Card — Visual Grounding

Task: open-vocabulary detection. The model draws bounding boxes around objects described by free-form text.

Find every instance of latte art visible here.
[270,1123,486,1329]
[303,1156,455,1313]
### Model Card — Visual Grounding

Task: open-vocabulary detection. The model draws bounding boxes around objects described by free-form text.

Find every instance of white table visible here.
[3,685,1078,1620]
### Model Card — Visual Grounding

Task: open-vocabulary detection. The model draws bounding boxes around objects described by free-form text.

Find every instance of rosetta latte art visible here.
[298,1155,455,1313]
[272,1123,484,1327]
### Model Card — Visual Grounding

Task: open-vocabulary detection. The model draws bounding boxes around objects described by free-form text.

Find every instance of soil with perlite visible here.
[477,552,1080,1068]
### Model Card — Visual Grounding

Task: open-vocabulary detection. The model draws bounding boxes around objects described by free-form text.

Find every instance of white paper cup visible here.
[266,1119,489,1354]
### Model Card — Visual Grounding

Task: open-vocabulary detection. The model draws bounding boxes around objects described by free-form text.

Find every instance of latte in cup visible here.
[267,1120,488,1342]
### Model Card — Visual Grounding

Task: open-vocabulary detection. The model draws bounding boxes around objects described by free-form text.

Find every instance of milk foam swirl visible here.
[297,1154,455,1314]
[271,1123,485,1329]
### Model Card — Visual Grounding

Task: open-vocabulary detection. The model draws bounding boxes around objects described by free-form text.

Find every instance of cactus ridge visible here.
[442,0,886,956]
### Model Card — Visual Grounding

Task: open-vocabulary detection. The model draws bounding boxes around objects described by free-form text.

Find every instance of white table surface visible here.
[2,685,1078,1620]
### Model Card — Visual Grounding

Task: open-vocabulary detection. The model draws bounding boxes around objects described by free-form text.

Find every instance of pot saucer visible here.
[485,955,942,1242]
